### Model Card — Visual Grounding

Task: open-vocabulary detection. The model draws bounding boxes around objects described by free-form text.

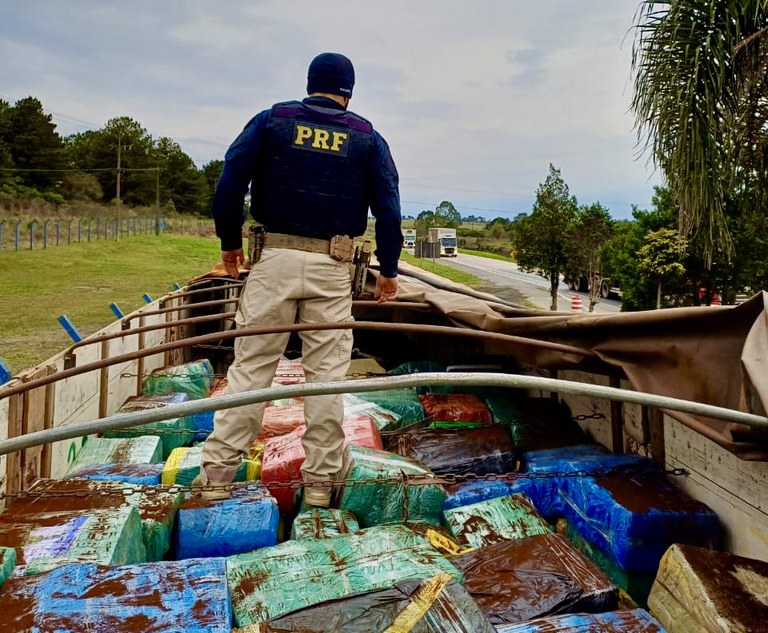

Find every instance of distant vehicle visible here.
[428,227,457,257]
[403,229,416,248]
[566,272,622,299]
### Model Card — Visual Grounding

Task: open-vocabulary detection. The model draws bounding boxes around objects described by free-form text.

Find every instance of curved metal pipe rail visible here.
[1,372,767,456]
[0,321,594,400]
[121,297,240,325]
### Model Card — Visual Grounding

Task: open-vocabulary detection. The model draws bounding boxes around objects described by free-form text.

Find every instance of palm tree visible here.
[632,0,768,265]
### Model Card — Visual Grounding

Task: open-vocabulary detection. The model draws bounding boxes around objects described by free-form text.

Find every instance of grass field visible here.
[0,234,220,375]
[459,248,516,263]
[399,251,481,287]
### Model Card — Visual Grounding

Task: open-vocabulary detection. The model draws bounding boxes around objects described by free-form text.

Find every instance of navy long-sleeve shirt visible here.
[212,97,402,278]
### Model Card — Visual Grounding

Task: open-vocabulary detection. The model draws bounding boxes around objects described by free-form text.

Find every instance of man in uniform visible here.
[198,52,402,507]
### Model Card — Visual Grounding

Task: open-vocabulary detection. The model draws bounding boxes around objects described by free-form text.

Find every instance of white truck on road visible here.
[428,227,457,257]
[403,229,416,248]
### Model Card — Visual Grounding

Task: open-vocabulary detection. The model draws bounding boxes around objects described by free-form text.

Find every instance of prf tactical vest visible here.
[250,100,374,239]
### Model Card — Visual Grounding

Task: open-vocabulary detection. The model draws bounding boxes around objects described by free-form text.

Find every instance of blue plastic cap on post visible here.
[109,302,124,318]
[57,315,83,343]
[0,359,10,386]
[143,293,153,304]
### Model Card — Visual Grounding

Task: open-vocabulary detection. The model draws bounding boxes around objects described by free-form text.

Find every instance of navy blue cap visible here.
[307,52,355,98]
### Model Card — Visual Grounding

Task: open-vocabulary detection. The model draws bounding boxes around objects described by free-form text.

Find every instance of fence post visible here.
[87,219,91,242]
[29,221,36,250]
[0,220,3,252]
[67,220,72,244]
[56,221,61,246]
[96,218,100,240]
[78,219,82,243]
[14,221,20,251]
[43,220,49,249]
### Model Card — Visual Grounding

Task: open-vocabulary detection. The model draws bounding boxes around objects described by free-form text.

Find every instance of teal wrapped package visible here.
[0,546,16,588]
[339,445,446,527]
[444,494,551,548]
[6,479,182,563]
[495,609,665,632]
[0,506,146,576]
[227,524,463,627]
[290,508,360,540]
[107,393,196,459]
[66,462,164,486]
[342,394,404,431]
[350,389,425,424]
[66,436,163,476]
[175,488,279,559]
[0,558,232,632]
[142,358,214,400]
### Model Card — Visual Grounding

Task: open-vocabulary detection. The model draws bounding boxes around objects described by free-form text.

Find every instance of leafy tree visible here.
[632,0,768,264]
[414,202,461,236]
[153,137,208,214]
[565,202,614,312]
[436,200,461,227]
[0,100,15,191]
[638,228,688,309]
[58,171,103,201]
[201,159,224,213]
[513,164,579,310]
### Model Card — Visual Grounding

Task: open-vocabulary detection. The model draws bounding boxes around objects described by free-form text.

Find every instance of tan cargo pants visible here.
[201,247,353,485]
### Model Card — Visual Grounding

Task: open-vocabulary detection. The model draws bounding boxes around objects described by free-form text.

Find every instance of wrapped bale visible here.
[486,397,586,453]
[0,546,16,588]
[106,393,196,459]
[343,393,404,431]
[142,358,214,400]
[262,417,383,513]
[444,494,551,549]
[339,445,446,528]
[5,479,183,562]
[444,479,526,512]
[66,462,164,486]
[66,436,163,475]
[494,609,664,632]
[272,358,306,386]
[560,468,720,572]
[261,575,496,633]
[174,487,279,559]
[290,508,360,540]
[161,444,262,486]
[393,426,515,475]
[352,389,426,424]
[418,393,493,428]
[648,544,768,633]
[0,506,146,576]
[258,405,306,439]
[0,558,232,632]
[192,378,229,441]
[453,533,619,626]
[227,524,463,627]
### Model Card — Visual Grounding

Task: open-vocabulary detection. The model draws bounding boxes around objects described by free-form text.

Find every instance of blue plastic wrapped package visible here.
[66,463,165,486]
[0,506,146,576]
[227,525,463,627]
[494,609,665,632]
[0,546,16,588]
[560,470,721,572]
[290,509,360,540]
[453,534,618,626]
[107,393,196,459]
[0,558,232,632]
[444,479,529,512]
[174,487,279,559]
[142,358,215,400]
[192,378,229,440]
[339,445,446,528]
[66,436,163,476]
[444,494,551,549]
[261,576,496,633]
[6,479,183,563]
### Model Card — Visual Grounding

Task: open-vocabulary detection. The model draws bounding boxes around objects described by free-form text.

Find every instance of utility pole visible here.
[115,133,122,242]
[155,167,160,236]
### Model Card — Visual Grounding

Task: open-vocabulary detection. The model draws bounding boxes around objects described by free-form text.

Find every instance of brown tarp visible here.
[391,272,768,460]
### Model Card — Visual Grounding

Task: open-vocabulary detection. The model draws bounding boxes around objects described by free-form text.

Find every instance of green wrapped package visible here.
[106,393,196,459]
[444,494,551,549]
[6,479,183,563]
[290,509,360,540]
[0,546,16,587]
[342,394,404,431]
[339,445,446,528]
[162,444,262,485]
[350,390,425,425]
[66,436,163,476]
[142,358,214,400]
[227,524,463,627]
[0,506,146,576]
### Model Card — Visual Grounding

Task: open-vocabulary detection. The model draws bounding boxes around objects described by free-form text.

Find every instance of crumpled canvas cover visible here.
[388,277,768,459]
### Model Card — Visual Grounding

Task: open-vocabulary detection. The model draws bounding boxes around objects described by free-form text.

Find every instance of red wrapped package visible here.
[258,405,306,440]
[262,416,383,512]
[418,394,493,425]
[208,378,229,398]
[272,359,306,386]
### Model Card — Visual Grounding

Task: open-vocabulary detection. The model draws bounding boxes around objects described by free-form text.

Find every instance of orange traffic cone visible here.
[571,295,583,312]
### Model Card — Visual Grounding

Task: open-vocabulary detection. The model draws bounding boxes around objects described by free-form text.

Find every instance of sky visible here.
[0,1,663,220]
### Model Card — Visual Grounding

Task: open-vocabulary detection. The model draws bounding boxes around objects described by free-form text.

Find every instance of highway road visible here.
[433,252,622,313]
